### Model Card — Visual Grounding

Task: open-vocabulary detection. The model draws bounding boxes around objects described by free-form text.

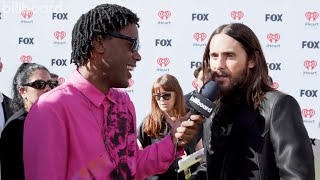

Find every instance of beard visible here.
[213,66,249,96]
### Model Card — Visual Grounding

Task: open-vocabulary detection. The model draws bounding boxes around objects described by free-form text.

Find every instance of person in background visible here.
[0,63,58,180]
[192,23,315,180]
[0,59,13,135]
[194,66,211,92]
[185,66,202,103]
[184,65,212,155]
[138,74,200,180]
[0,59,14,179]
[49,73,59,84]
[192,66,203,92]
[185,65,212,108]
[23,4,203,180]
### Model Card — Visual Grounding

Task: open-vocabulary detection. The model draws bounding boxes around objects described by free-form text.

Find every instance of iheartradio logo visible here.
[192,80,198,89]
[272,82,279,89]
[20,55,32,63]
[158,11,171,20]
[230,11,244,20]
[128,79,134,88]
[21,9,33,19]
[194,32,206,42]
[267,33,280,43]
[302,109,315,118]
[58,77,65,85]
[54,31,66,40]
[305,12,319,22]
[157,58,170,67]
[304,60,317,70]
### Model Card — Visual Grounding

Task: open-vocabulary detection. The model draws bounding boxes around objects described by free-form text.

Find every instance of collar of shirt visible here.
[70,69,118,107]
[0,92,3,104]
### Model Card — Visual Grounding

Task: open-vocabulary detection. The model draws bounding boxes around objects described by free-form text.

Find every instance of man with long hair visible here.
[192,23,314,180]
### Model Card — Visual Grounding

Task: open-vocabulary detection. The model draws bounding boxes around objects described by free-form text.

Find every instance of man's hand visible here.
[170,112,204,147]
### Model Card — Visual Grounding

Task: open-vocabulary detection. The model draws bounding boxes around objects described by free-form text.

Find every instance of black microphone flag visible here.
[188,80,220,118]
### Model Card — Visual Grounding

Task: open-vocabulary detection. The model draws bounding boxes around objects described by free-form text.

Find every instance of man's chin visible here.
[113,81,129,89]
[121,83,129,89]
[219,85,233,96]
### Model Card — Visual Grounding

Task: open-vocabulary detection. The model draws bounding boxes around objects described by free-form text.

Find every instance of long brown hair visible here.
[144,74,186,137]
[203,23,274,108]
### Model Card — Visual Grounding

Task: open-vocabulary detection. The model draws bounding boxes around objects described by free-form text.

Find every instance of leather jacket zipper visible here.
[220,153,228,179]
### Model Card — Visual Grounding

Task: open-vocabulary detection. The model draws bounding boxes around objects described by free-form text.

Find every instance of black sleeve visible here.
[270,94,315,179]
[189,112,216,180]
[0,120,25,180]
[137,120,149,149]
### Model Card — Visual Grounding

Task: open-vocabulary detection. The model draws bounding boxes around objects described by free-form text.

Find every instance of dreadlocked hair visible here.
[70,4,140,67]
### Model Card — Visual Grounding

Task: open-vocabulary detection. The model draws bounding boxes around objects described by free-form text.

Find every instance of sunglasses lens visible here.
[154,93,171,100]
[48,81,59,89]
[34,80,46,89]
[49,81,58,89]
[132,39,139,52]
[162,93,171,100]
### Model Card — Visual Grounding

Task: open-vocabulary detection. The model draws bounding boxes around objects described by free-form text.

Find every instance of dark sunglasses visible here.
[23,80,59,90]
[153,92,172,101]
[104,32,139,52]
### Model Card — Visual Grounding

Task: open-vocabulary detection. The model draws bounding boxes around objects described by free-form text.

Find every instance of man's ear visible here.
[248,51,258,69]
[92,35,105,54]
[248,58,255,69]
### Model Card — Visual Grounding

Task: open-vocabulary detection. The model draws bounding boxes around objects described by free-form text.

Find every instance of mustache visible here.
[212,70,230,78]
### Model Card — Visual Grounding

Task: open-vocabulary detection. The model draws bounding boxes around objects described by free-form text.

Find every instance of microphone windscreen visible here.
[199,80,220,102]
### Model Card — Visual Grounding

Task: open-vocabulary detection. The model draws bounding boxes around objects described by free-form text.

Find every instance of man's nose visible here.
[215,57,226,70]
[133,51,141,62]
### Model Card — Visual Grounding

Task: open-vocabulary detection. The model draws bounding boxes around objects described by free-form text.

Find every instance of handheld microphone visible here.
[188,80,220,118]
[175,81,220,177]
[175,80,219,174]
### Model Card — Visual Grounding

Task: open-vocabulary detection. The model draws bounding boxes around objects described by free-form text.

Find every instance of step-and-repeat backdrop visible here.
[0,0,319,140]
[1,0,319,177]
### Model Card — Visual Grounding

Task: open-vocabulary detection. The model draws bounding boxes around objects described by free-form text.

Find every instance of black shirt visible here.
[0,108,27,180]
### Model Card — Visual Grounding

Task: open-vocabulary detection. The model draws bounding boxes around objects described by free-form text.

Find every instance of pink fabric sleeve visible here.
[127,92,184,180]
[23,96,68,180]
[136,134,184,180]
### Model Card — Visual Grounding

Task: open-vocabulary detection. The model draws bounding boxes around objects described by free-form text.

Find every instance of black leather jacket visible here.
[192,90,315,180]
